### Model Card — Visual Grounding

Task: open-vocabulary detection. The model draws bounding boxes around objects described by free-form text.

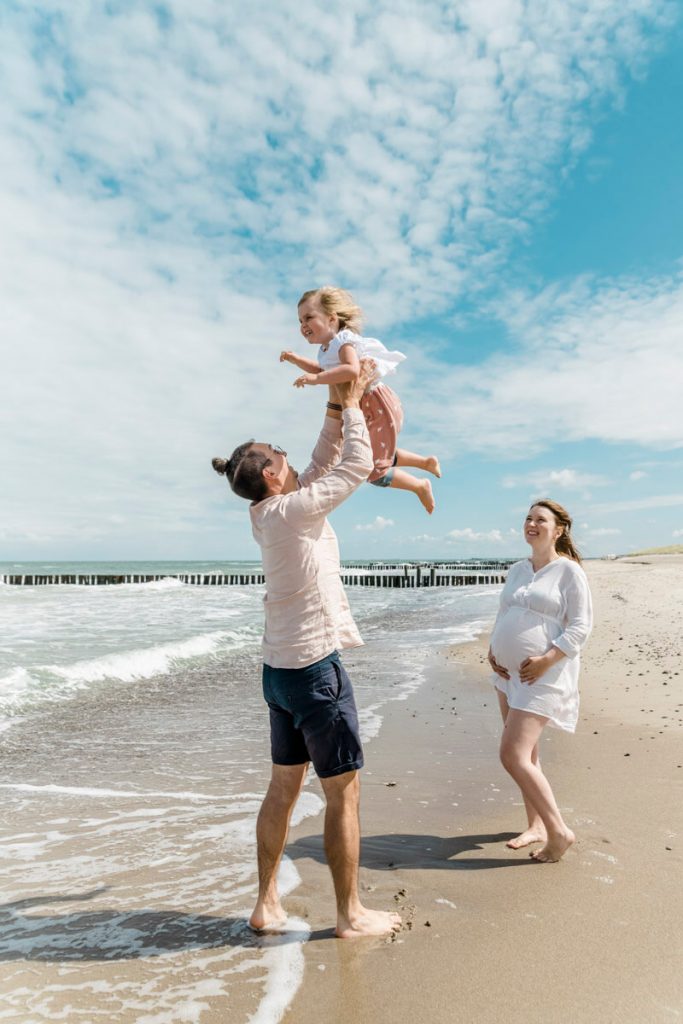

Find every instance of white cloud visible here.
[585,527,622,536]
[355,516,395,532]
[588,494,683,515]
[447,528,505,543]
[673,529,683,538]
[407,270,683,457]
[0,1,674,324]
[503,468,608,491]
[629,470,648,481]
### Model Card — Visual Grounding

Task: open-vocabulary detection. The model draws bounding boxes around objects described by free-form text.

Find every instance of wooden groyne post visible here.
[0,565,509,588]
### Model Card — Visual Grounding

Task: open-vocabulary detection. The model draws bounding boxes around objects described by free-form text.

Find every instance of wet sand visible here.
[280,555,683,1024]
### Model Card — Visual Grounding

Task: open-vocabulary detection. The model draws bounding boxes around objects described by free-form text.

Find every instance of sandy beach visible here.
[280,555,683,1024]
[1,556,681,1023]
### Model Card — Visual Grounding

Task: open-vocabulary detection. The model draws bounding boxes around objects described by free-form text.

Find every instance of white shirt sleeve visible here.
[281,409,373,527]
[553,564,593,658]
[297,416,342,489]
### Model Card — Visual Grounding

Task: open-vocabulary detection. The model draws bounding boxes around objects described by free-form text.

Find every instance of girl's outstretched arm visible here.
[294,344,360,388]
[280,350,321,373]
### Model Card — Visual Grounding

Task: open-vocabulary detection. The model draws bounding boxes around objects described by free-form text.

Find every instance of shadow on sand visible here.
[1,834,536,961]
[288,830,540,871]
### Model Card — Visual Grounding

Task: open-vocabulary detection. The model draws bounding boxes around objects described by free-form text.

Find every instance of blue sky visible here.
[2,0,682,562]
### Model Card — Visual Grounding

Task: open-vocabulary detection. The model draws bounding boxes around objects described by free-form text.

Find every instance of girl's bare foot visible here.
[425,456,441,478]
[506,827,547,850]
[530,829,576,863]
[336,907,402,939]
[249,899,288,932]
[417,480,435,514]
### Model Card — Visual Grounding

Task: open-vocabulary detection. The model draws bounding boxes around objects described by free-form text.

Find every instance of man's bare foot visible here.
[417,480,435,514]
[335,907,402,939]
[506,828,547,850]
[425,456,441,478]
[530,829,576,863]
[249,899,288,933]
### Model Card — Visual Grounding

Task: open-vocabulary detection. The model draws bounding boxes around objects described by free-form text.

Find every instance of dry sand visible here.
[280,555,683,1024]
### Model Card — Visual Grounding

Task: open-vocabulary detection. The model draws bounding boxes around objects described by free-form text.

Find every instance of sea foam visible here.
[0,627,261,718]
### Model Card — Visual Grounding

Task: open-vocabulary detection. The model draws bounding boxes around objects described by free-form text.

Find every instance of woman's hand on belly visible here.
[519,646,566,684]
[487,647,510,680]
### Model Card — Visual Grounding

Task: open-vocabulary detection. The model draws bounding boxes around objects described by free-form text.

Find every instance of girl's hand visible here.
[487,648,510,680]
[294,373,317,388]
[280,350,294,363]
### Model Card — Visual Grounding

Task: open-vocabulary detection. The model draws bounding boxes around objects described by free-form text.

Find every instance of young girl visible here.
[280,286,440,513]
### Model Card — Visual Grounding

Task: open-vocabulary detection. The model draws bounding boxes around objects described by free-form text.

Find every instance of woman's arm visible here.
[294,344,360,388]
[520,566,592,684]
[552,567,593,657]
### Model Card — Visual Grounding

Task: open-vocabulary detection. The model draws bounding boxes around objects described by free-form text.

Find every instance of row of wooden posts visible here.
[0,567,508,588]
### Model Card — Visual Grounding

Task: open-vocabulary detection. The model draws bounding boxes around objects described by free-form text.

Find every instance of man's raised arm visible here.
[283,363,375,523]
[296,386,345,489]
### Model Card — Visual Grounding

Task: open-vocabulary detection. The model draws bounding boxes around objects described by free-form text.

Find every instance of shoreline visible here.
[279,555,683,1024]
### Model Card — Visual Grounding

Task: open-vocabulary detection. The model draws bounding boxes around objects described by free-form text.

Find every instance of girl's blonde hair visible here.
[298,286,364,334]
[530,499,583,563]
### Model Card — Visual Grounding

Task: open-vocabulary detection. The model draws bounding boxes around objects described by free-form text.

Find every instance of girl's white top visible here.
[489,557,593,732]
[318,329,406,390]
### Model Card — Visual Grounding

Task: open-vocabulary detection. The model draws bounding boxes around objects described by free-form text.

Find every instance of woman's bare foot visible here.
[249,898,288,933]
[336,907,402,939]
[506,827,547,850]
[530,829,576,863]
[417,480,435,514]
[425,456,441,478]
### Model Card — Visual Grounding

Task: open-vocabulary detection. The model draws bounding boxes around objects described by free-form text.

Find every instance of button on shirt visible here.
[249,408,373,669]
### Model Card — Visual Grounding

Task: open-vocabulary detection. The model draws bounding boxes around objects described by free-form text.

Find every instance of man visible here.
[213,365,400,938]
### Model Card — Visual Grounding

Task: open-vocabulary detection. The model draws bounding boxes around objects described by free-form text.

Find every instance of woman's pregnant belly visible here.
[490,606,557,674]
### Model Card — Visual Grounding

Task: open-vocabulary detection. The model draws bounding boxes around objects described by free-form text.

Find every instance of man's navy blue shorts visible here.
[262,651,364,779]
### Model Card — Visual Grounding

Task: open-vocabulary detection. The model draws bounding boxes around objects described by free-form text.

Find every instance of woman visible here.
[488,500,593,862]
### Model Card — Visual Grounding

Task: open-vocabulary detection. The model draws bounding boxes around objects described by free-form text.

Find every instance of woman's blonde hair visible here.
[298,286,364,333]
[530,499,582,563]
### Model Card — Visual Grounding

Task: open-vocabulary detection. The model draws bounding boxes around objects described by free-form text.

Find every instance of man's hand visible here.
[487,648,510,680]
[294,373,317,388]
[336,358,376,408]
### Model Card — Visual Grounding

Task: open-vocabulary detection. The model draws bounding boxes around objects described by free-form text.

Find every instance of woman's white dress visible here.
[489,557,593,732]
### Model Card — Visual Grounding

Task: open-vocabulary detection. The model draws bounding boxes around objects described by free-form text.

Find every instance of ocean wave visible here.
[0,626,262,716]
[119,576,187,591]
[0,782,266,802]
[47,630,245,684]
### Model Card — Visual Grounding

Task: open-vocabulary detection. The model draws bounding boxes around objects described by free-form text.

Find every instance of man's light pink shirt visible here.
[249,408,373,669]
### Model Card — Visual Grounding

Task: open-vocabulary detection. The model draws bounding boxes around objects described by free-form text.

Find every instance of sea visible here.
[0,561,502,1023]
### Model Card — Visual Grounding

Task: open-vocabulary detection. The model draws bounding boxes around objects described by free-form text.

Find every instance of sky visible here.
[2,0,682,562]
